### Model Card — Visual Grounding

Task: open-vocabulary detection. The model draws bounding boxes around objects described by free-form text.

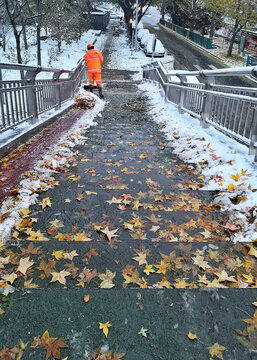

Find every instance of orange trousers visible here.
[88,71,102,87]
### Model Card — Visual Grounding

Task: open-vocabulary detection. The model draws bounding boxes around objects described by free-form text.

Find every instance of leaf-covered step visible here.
[1,241,256,290]
[0,288,256,359]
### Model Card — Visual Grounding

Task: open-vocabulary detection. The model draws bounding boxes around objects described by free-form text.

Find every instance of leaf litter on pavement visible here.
[0,60,256,359]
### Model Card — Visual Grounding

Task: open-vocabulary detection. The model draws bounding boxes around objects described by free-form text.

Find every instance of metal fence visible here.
[0,59,87,132]
[143,61,257,160]
[160,19,213,49]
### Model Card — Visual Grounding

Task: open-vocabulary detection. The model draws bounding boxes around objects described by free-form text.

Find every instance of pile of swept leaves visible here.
[74,92,96,110]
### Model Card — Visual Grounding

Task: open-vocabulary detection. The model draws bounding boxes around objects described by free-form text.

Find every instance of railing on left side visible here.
[0,59,87,133]
[142,61,257,161]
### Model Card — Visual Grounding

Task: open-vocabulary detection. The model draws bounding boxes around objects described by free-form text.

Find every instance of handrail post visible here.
[199,73,215,128]
[53,71,64,110]
[24,68,41,123]
[177,74,187,114]
[249,105,257,160]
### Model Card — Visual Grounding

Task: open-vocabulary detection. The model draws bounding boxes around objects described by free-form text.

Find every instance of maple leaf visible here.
[143,264,155,276]
[84,248,99,260]
[24,279,39,288]
[50,270,70,285]
[2,272,18,284]
[192,254,210,270]
[40,197,52,209]
[150,225,160,233]
[106,197,123,204]
[173,279,190,288]
[100,227,119,242]
[248,245,257,258]
[123,222,134,231]
[18,208,31,217]
[132,200,143,210]
[76,193,85,201]
[37,260,56,279]
[19,243,41,256]
[99,322,111,338]
[132,252,147,265]
[200,229,212,239]
[27,230,48,241]
[17,256,35,275]
[188,331,198,340]
[214,270,236,283]
[52,250,64,260]
[31,330,68,360]
[138,327,148,337]
[63,250,78,261]
[228,183,237,191]
[98,269,116,288]
[155,260,169,275]
[73,232,92,242]
[207,343,226,359]
[79,268,98,285]
[243,310,257,333]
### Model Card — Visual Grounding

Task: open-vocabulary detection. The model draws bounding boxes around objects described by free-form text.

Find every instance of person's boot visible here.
[89,85,94,93]
[97,85,104,99]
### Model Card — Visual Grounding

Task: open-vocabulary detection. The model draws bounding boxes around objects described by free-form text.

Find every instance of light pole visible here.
[134,0,139,51]
[129,18,133,43]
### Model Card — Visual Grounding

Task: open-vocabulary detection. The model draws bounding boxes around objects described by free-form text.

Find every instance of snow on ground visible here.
[106,13,257,242]
[0,91,104,241]
[0,7,257,242]
[0,28,107,80]
[107,32,174,78]
[138,82,257,242]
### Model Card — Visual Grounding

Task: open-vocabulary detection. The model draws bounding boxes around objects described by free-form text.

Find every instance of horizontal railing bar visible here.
[151,67,257,103]
[0,62,72,73]
[144,63,257,78]
[0,80,76,92]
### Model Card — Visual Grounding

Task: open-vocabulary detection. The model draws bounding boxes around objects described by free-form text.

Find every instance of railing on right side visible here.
[142,62,257,161]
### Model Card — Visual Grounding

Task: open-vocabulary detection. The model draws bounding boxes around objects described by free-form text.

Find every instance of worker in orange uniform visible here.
[84,43,104,99]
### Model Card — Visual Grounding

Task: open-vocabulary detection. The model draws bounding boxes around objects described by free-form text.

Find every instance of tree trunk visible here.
[2,33,6,52]
[37,0,42,66]
[58,40,61,51]
[22,22,28,50]
[209,14,216,38]
[227,19,239,57]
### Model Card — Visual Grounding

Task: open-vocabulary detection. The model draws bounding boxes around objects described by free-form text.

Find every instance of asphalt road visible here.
[145,24,256,88]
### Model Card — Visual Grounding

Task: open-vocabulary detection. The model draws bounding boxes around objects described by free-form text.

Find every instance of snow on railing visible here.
[143,62,257,161]
[0,59,87,133]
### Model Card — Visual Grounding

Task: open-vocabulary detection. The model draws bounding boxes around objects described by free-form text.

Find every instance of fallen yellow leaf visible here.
[84,294,90,303]
[187,331,198,340]
[99,321,112,338]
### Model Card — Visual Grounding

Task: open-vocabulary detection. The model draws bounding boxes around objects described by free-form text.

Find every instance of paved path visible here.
[0,29,256,360]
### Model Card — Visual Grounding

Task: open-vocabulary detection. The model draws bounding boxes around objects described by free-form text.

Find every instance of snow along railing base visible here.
[143,62,257,161]
[0,59,87,133]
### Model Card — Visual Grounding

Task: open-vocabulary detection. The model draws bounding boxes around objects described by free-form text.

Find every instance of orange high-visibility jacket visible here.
[84,49,103,72]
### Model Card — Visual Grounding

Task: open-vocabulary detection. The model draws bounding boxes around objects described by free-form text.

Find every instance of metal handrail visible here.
[0,59,87,133]
[142,61,257,161]
[0,61,72,74]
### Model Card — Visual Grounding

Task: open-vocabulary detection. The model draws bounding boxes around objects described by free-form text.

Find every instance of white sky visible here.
[0,7,257,243]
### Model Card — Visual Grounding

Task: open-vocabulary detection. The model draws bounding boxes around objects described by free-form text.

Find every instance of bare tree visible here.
[3,0,39,64]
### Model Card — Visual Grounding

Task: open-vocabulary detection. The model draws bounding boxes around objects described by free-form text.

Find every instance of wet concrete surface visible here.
[0,27,257,360]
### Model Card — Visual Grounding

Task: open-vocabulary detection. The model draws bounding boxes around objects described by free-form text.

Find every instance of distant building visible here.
[83,8,110,31]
